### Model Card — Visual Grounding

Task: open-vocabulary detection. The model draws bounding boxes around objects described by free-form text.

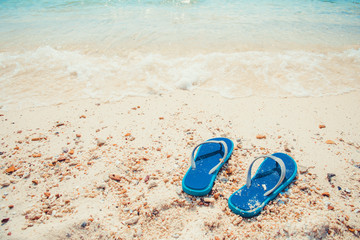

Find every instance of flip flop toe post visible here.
[228,153,297,217]
[182,138,234,196]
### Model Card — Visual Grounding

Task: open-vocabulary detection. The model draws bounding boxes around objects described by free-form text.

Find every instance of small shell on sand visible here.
[109,174,121,181]
[124,216,139,225]
[203,198,215,204]
[148,181,158,189]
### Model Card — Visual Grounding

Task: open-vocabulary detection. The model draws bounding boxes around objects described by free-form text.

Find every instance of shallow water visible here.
[0,0,360,109]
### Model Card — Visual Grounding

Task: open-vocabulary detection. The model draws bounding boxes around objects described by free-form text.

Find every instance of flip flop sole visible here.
[228,153,297,217]
[182,137,234,196]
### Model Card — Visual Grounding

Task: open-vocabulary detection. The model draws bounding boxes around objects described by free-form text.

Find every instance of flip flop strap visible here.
[191,140,228,175]
[246,155,286,196]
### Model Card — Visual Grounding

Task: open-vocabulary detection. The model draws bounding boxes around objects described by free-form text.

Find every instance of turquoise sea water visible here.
[0,0,360,109]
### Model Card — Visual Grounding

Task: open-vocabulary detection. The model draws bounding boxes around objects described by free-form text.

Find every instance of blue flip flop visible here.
[228,153,297,217]
[182,137,234,196]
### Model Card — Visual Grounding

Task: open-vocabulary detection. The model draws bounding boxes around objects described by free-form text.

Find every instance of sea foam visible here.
[0,46,359,109]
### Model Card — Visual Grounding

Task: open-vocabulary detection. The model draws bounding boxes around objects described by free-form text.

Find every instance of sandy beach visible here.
[1,0,360,239]
[0,89,359,239]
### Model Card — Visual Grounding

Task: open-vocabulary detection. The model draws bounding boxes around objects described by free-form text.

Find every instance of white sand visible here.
[0,90,359,239]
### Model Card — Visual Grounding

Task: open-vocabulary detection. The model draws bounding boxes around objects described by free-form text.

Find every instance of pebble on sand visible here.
[1,181,10,188]
[328,205,335,210]
[97,138,106,147]
[325,140,336,144]
[5,165,16,174]
[256,135,266,139]
[322,192,330,197]
[1,218,10,224]
[57,156,67,162]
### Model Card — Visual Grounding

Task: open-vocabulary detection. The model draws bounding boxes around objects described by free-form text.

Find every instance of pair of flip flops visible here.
[182,137,297,218]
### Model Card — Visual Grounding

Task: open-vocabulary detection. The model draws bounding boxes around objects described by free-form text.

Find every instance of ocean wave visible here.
[0,46,359,109]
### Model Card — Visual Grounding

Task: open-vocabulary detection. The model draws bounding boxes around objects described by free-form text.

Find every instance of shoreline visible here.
[2,42,360,55]
[1,47,359,111]
[1,90,360,239]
